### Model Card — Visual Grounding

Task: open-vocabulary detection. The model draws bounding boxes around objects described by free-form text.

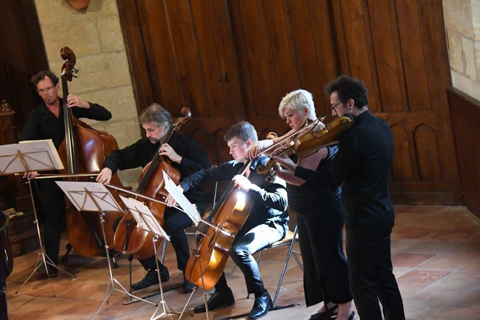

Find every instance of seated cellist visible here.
[168,121,289,319]
[97,103,210,293]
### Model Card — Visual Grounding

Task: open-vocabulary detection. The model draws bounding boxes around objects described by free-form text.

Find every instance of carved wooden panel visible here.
[118,0,460,204]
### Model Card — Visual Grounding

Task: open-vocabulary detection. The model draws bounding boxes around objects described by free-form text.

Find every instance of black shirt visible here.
[20,98,112,148]
[180,156,289,234]
[104,132,211,205]
[295,110,395,232]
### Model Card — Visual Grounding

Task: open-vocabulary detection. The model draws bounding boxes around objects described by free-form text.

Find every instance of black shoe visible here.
[131,267,169,290]
[249,291,273,320]
[193,288,235,313]
[310,304,339,320]
[47,265,58,278]
[183,277,195,293]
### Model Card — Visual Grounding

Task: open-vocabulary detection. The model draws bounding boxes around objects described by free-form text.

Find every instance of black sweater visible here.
[104,132,210,205]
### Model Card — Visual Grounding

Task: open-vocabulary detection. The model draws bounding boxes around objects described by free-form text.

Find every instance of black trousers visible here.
[140,204,204,272]
[297,206,352,307]
[34,179,65,265]
[215,222,285,295]
[346,227,405,320]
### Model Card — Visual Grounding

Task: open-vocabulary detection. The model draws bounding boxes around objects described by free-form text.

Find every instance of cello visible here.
[112,108,191,259]
[57,47,124,257]
[184,159,276,291]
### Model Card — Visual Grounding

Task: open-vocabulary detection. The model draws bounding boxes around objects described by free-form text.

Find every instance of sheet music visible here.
[56,181,123,212]
[0,139,63,175]
[18,139,63,170]
[162,170,201,226]
[119,195,170,240]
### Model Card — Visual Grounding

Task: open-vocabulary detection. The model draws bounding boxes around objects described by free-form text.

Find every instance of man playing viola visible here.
[97,103,210,293]
[168,121,288,320]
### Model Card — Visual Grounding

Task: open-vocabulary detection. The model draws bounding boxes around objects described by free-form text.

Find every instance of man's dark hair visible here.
[30,70,59,86]
[324,75,369,109]
[224,121,258,143]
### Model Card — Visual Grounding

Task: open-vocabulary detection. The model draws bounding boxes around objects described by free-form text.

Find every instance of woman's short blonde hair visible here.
[278,89,316,119]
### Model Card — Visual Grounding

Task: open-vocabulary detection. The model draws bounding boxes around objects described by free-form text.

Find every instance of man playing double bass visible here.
[96,103,210,293]
[20,70,112,277]
[169,121,289,319]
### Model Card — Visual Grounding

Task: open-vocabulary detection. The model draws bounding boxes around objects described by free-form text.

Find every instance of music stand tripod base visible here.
[15,178,76,297]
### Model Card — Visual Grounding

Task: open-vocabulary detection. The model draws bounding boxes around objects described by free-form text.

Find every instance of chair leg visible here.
[272,229,298,308]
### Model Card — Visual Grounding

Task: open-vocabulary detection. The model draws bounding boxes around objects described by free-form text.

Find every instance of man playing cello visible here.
[168,121,289,319]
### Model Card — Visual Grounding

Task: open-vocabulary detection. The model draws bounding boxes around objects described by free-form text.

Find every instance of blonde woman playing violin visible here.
[248,89,355,320]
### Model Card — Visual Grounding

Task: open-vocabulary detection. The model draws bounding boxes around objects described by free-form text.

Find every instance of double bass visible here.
[58,47,124,257]
[112,108,191,259]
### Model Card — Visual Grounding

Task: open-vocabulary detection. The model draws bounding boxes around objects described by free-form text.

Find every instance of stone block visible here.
[447,30,465,73]
[452,70,480,102]
[473,0,480,40]
[105,119,142,149]
[42,19,101,61]
[97,15,126,52]
[475,41,480,82]
[35,0,119,25]
[117,168,142,189]
[78,86,138,122]
[443,0,474,38]
[462,36,477,80]
[53,52,132,92]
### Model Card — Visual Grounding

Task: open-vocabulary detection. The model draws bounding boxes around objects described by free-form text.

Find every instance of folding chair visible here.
[255,217,303,308]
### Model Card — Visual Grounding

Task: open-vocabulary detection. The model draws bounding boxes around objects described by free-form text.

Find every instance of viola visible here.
[184,159,272,290]
[57,47,124,257]
[294,115,355,158]
[256,116,325,175]
[112,108,191,259]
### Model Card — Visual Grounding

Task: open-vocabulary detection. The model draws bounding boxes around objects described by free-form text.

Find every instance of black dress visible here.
[287,146,351,306]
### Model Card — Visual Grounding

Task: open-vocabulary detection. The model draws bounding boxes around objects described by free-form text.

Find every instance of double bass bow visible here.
[58,47,124,258]
[112,108,191,259]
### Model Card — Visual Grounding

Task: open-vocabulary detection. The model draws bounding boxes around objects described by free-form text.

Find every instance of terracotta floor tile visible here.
[394,205,443,214]
[427,303,480,319]
[412,283,474,305]
[392,253,434,268]
[429,227,479,241]
[416,254,475,271]
[464,232,480,243]
[442,242,480,258]
[403,298,444,319]
[398,269,450,285]
[458,257,480,273]
[390,238,421,255]
[392,227,437,239]
[402,240,455,255]
[433,271,480,290]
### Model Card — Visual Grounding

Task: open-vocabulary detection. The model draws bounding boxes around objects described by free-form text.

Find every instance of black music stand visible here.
[120,195,176,319]
[0,140,76,297]
[162,171,215,320]
[54,181,156,319]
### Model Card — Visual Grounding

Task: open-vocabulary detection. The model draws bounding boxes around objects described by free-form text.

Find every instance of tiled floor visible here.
[5,205,480,319]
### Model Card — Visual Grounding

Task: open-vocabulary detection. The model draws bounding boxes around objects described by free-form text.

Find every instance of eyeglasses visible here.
[331,102,342,111]
[37,85,56,94]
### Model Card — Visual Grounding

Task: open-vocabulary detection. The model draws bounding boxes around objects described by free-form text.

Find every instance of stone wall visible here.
[34,0,142,186]
[443,0,480,101]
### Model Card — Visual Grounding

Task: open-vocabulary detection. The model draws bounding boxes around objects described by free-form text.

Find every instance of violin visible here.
[58,47,124,257]
[112,108,191,259]
[256,116,326,175]
[184,159,266,290]
[294,115,355,158]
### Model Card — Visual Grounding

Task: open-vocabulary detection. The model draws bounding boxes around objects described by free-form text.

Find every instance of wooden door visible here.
[118,0,460,204]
